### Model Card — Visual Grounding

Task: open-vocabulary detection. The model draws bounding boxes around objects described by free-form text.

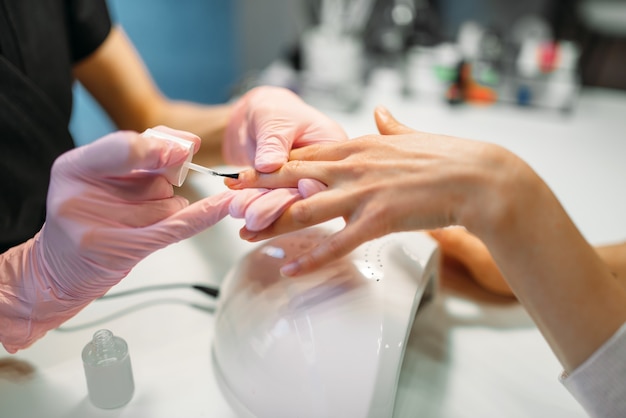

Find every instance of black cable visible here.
[54,283,220,333]
[97,283,220,300]
[191,284,220,298]
[55,298,216,333]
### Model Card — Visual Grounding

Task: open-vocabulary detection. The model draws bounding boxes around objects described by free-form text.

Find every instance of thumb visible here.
[374,106,415,135]
[254,135,290,172]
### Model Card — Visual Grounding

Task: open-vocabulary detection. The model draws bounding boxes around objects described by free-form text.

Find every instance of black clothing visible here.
[0,0,111,253]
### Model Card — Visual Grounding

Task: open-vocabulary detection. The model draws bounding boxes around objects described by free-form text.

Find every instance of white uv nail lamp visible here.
[212,227,439,418]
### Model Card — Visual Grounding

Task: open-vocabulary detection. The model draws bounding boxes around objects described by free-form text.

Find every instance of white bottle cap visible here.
[141,128,194,187]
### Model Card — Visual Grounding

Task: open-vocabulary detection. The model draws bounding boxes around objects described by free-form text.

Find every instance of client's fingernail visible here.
[375,105,391,121]
[280,261,300,277]
[240,229,258,241]
[224,177,241,188]
[428,229,442,238]
[226,170,250,188]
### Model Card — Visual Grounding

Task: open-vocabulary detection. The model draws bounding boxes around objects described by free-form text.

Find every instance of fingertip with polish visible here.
[239,227,258,241]
[224,177,242,189]
[224,169,256,189]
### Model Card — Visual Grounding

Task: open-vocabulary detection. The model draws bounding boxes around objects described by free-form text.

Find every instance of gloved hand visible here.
[224,86,347,230]
[0,127,235,353]
[224,86,348,171]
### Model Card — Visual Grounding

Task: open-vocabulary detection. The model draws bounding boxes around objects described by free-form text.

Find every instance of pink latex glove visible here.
[224,86,347,230]
[228,188,302,231]
[0,127,235,353]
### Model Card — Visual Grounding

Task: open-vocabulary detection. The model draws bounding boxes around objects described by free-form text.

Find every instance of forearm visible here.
[595,242,626,289]
[74,26,234,166]
[469,155,626,373]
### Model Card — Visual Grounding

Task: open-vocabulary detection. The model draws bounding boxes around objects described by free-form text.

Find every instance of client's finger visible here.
[226,159,332,191]
[374,107,416,135]
[279,218,379,277]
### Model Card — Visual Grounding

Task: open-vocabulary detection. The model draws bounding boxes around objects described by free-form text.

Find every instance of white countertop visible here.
[3,74,626,417]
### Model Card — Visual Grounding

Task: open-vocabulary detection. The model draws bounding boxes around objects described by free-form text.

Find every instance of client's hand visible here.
[226,107,527,277]
[0,127,235,352]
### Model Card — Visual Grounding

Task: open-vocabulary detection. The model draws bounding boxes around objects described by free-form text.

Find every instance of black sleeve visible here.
[66,0,112,63]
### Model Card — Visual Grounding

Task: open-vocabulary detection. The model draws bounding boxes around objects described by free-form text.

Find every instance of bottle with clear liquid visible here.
[82,329,135,409]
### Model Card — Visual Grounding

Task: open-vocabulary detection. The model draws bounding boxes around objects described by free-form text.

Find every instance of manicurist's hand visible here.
[226,107,521,276]
[0,127,235,352]
[223,86,348,231]
[223,86,348,171]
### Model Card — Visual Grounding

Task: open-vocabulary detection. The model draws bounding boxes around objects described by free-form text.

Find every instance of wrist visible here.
[458,144,545,245]
[0,235,80,352]
[1,231,107,352]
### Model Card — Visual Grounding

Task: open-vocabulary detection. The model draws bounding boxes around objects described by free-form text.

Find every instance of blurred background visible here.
[70,0,626,145]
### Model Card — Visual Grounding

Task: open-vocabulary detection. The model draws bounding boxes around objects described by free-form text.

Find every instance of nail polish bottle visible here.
[82,329,135,409]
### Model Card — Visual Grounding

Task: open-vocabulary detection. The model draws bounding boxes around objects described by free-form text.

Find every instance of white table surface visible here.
[3,72,626,417]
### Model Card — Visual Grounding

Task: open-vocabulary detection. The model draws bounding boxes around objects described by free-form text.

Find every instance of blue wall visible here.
[70,0,239,145]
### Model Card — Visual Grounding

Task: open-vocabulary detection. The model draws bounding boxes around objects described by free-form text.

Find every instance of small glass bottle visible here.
[82,329,135,409]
